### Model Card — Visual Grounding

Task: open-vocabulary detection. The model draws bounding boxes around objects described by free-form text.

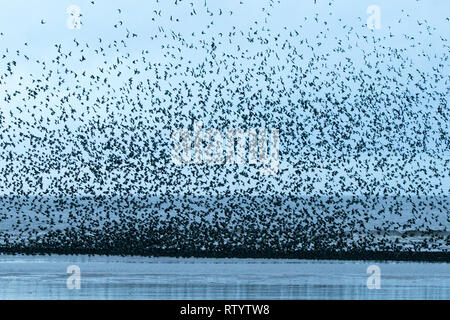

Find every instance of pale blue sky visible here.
[0,0,448,196]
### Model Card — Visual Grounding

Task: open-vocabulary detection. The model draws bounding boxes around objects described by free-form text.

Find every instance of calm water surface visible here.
[0,255,448,299]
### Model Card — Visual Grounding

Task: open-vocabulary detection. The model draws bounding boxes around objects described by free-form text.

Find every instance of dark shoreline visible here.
[1,247,448,263]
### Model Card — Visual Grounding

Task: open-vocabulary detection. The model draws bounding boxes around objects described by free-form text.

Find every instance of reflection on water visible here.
[0,255,448,299]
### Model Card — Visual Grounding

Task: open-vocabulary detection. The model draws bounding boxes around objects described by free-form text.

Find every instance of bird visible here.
[0,0,447,262]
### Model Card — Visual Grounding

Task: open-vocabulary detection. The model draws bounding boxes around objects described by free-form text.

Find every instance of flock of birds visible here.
[0,0,448,261]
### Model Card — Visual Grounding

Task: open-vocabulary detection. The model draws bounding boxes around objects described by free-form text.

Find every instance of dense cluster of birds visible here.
[0,0,448,261]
